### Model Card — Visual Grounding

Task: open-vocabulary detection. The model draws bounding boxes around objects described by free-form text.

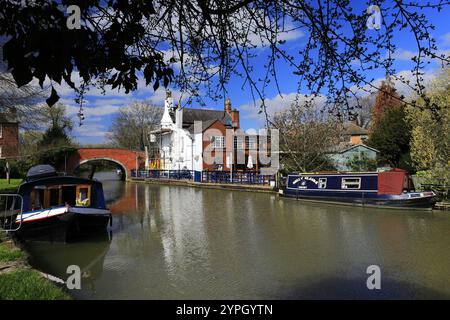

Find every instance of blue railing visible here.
[132,169,194,180]
[131,169,275,186]
[202,170,274,185]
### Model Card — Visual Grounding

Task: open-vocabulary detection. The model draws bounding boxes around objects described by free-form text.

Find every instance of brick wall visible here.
[0,122,19,158]
[202,121,229,170]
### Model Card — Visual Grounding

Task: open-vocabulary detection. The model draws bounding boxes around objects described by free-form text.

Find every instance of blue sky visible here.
[52,2,450,145]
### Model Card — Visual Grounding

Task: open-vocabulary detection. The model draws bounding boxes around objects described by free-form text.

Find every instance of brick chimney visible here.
[231,109,240,129]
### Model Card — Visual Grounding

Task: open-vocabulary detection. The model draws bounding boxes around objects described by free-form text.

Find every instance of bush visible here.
[0,147,77,179]
[0,159,32,179]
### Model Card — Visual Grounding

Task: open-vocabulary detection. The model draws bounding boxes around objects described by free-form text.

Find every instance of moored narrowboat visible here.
[13,165,112,241]
[279,168,436,210]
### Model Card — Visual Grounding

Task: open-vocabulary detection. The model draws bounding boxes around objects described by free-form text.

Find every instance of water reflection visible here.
[24,231,111,297]
[24,175,450,299]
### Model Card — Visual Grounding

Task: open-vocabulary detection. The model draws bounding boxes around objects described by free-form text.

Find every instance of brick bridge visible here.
[59,148,146,179]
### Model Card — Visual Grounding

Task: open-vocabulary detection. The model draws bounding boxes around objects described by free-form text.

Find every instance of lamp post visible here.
[230,121,238,183]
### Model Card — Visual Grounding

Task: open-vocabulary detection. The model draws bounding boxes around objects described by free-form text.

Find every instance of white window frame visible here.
[318,178,327,189]
[212,136,225,149]
[247,136,257,150]
[0,124,3,138]
[234,136,245,149]
[341,177,361,190]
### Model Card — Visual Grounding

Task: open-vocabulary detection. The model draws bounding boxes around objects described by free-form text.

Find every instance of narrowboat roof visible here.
[291,171,379,176]
[18,176,103,194]
[292,168,407,176]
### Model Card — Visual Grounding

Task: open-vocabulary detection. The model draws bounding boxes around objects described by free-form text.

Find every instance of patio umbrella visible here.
[247,154,253,169]
[144,146,149,170]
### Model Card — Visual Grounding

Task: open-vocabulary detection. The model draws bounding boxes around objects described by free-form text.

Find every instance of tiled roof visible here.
[343,122,368,135]
[329,143,379,154]
[186,119,218,134]
[170,107,232,126]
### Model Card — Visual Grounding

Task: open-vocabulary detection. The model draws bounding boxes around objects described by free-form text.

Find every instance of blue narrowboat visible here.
[279,168,436,210]
[13,165,112,241]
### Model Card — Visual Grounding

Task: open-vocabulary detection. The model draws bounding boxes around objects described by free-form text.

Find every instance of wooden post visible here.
[6,161,10,184]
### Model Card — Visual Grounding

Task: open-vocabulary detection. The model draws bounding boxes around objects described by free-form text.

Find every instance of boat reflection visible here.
[23,231,111,291]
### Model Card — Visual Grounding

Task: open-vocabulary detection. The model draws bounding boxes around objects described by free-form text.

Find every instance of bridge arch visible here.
[59,148,146,178]
[76,158,129,179]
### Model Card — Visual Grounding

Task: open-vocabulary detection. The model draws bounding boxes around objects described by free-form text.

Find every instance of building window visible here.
[247,136,257,149]
[0,146,2,158]
[0,124,2,138]
[341,177,361,189]
[234,136,245,149]
[319,178,327,189]
[212,136,225,148]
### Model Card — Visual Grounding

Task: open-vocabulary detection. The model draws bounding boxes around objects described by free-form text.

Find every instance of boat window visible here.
[76,185,91,207]
[30,188,45,210]
[62,186,77,206]
[341,178,361,189]
[319,178,327,189]
[48,187,61,207]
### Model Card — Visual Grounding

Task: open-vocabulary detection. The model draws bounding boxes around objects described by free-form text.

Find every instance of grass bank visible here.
[0,179,22,192]
[0,235,70,300]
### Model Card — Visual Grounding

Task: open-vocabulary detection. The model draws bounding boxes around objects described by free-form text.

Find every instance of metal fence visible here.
[202,171,275,185]
[132,169,194,180]
[0,194,23,232]
[132,169,275,186]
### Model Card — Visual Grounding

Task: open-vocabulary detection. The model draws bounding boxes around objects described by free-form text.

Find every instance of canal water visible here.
[24,172,450,299]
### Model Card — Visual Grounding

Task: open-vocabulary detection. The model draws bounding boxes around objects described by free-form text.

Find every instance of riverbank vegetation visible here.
[0,235,70,300]
[406,68,450,186]
[0,146,77,181]
[367,68,449,185]
[363,67,449,196]
[366,79,407,167]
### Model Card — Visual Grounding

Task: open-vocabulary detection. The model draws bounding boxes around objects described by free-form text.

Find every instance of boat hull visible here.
[14,206,111,242]
[279,190,437,210]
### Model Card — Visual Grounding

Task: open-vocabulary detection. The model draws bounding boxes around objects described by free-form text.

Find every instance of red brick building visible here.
[0,110,19,159]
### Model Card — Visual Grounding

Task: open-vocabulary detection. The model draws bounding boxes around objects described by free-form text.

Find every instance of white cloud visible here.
[390,48,417,61]
[351,69,439,95]
[239,92,326,126]
[65,104,121,117]
[388,48,450,62]
[247,27,305,48]
[73,123,110,138]
[441,32,450,46]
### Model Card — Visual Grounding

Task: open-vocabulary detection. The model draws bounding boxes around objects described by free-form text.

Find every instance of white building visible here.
[151,91,238,171]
